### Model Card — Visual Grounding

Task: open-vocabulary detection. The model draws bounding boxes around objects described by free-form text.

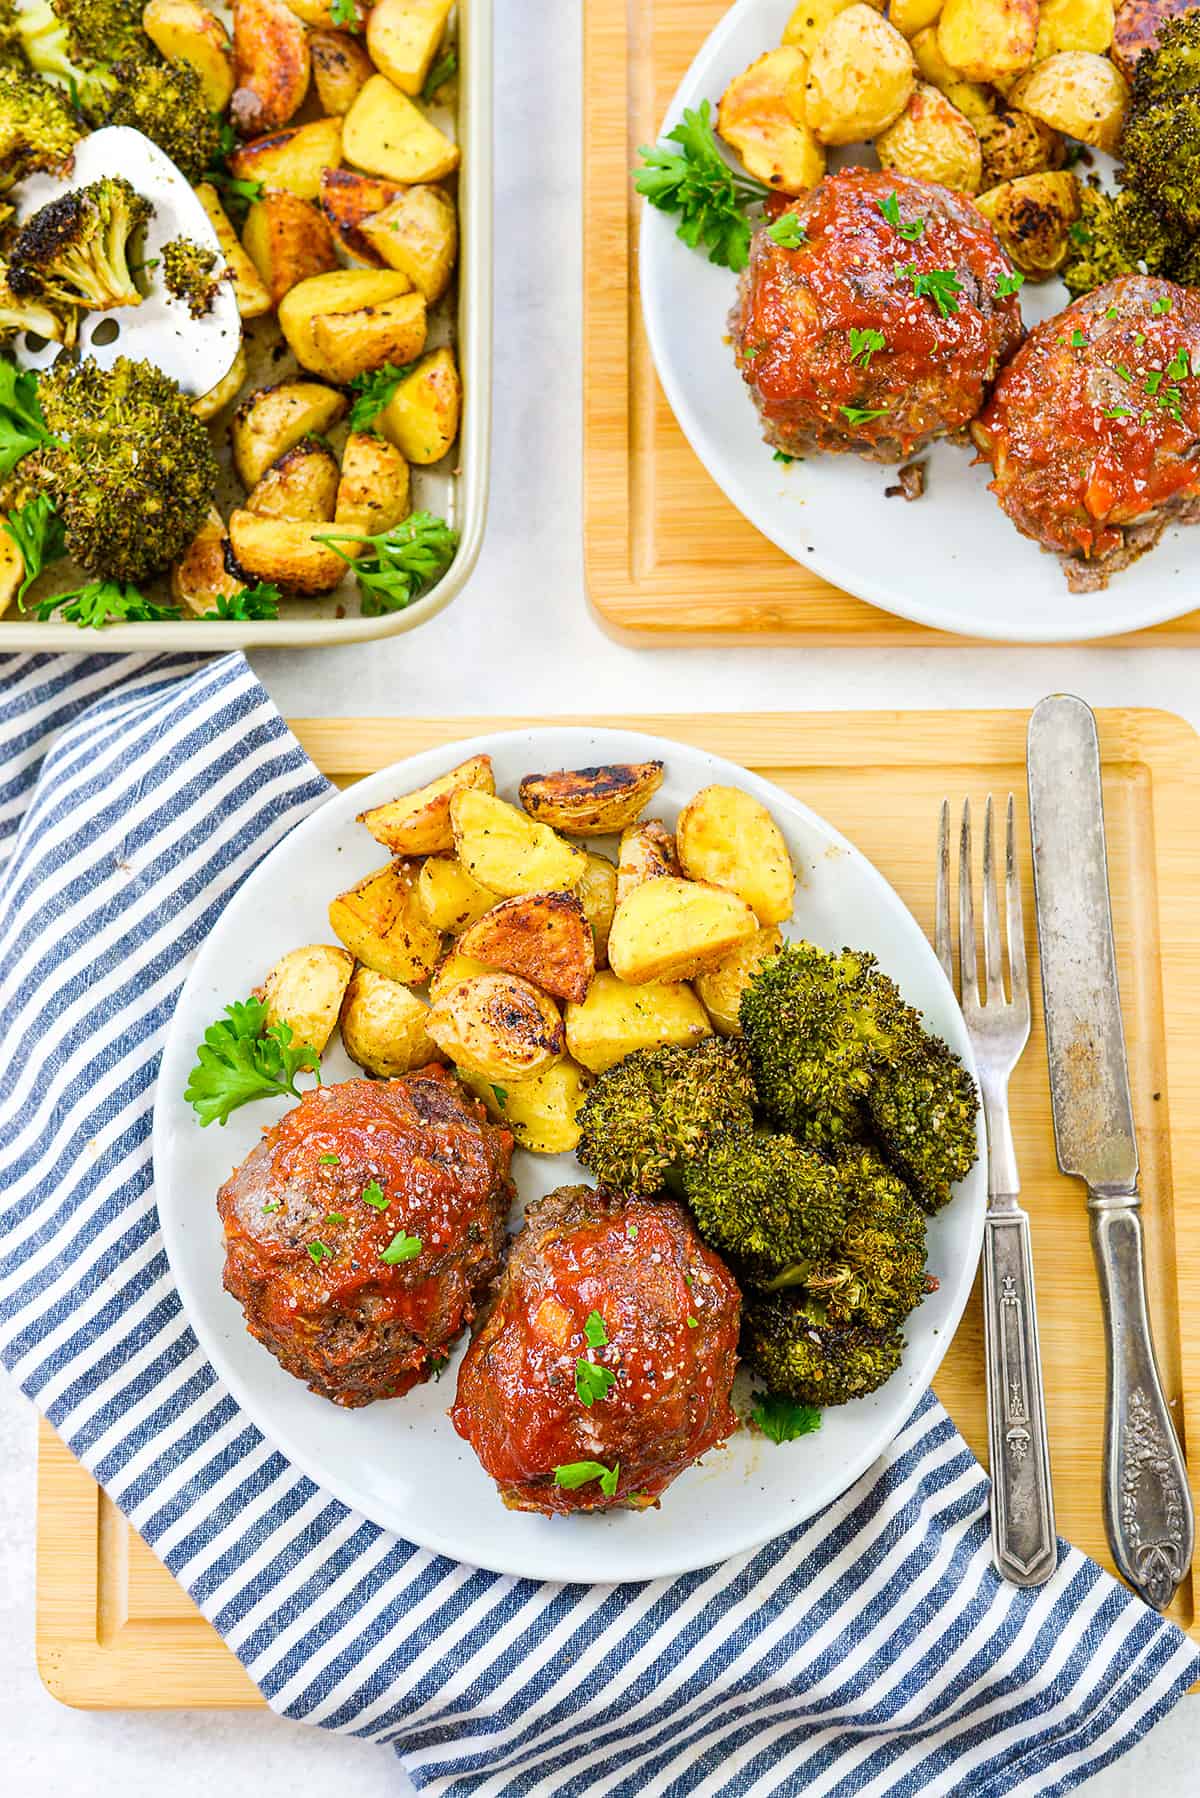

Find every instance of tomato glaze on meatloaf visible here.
[217,1066,514,1406]
[729,168,1024,463]
[973,275,1200,589]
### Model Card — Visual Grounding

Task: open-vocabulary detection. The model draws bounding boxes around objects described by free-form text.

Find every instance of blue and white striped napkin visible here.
[1,650,1197,1797]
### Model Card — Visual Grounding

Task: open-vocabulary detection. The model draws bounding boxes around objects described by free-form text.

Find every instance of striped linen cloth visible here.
[1,650,1198,1798]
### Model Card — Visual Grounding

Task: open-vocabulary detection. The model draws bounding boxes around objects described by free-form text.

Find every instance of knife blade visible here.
[1028,694,1193,1612]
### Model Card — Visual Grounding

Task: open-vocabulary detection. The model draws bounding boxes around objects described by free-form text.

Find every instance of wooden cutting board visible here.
[35,709,1200,1708]
[581,0,1200,645]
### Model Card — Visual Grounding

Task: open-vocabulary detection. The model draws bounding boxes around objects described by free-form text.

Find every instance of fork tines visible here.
[937,795,1030,1032]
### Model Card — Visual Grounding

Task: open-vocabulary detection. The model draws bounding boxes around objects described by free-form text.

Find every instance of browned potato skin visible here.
[245,438,340,521]
[319,167,404,263]
[976,109,1065,187]
[229,118,343,202]
[334,432,411,538]
[228,510,346,594]
[328,859,444,985]
[418,859,499,934]
[576,853,617,967]
[309,292,428,384]
[260,944,354,1052]
[231,380,347,488]
[277,268,415,371]
[358,185,458,302]
[973,169,1081,274]
[937,0,1039,82]
[358,755,495,856]
[241,192,338,305]
[143,0,235,109]
[171,508,244,616]
[518,762,665,836]
[427,975,566,1082]
[694,927,784,1035]
[615,819,679,904]
[1009,51,1129,151]
[195,183,273,318]
[342,74,461,183]
[231,0,311,136]
[1112,0,1194,77]
[311,27,376,112]
[339,967,437,1078]
[459,892,596,1005]
[377,347,459,463]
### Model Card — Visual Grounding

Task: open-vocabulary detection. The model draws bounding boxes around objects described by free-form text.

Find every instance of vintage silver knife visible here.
[1028,694,1193,1611]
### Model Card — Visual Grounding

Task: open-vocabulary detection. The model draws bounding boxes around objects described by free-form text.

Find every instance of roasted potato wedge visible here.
[143,0,235,109]
[1010,50,1129,150]
[976,108,1065,185]
[615,819,679,904]
[228,510,345,593]
[783,0,885,55]
[260,943,353,1051]
[428,946,492,1001]
[575,852,617,967]
[334,431,411,538]
[888,0,944,35]
[377,346,461,462]
[910,25,996,122]
[195,183,273,318]
[805,8,915,145]
[231,0,310,136]
[417,856,500,933]
[358,185,458,302]
[328,859,443,985]
[607,878,759,986]
[564,971,711,1075]
[518,760,664,836]
[0,531,21,617]
[245,437,339,522]
[694,927,784,1035]
[451,790,586,896]
[717,47,826,193]
[875,83,982,190]
[277,267,414,373]
[241,191,338,305]
[675,785,796,926]
[1036,0,1115,60]
[1112,0,1193,78]
[973,169,1081,274]
[339,967,437,1077]
[937,0,1038,81]
[343,74,461,183]
[359,754,495,856]
[459,892,595,1005]
[319,167,404,263]
[460,1059,593,1156]
[366,0,455,95]
[231,379,347,487]
[191,344,247,421]
[427,974,564,1082]
[309,292,428,384]
[229,118,342,202]
[310,26,376,113]
[171,508,245,616]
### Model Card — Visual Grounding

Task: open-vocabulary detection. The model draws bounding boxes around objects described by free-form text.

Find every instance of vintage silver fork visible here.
[937,795,1057,1587]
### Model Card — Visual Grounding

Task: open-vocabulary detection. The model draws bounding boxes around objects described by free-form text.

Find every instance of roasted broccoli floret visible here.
[161,235,221,317]
[1121,13,1200,233]
[37,355,218,583]
[8,176,150,311]
[742,1293,904,1406]
[16,0,151,120]
[0,66,79,196]
[1061,185,1178,297]
[574,1037,756,1195]
[0,0,24,68]
[100,57,219,182]
[802,1145,928,1330]
[868,1031,980,1214]
[681,1130,847,1284]
[738,941,907,1146]
[0,268,71,344]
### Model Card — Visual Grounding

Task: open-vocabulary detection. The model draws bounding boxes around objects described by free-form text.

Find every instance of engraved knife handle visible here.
[982,1202,1058,1586]
[1089,1191,1194,1611]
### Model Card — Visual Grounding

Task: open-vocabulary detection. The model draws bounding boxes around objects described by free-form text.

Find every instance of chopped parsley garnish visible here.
[1165,348,1190,382]
[772,449,796,464]
[841,405,889,425]
[553,1460,620,1496]
[584,1310,609,1348]
[1133,331,1145,345]
[184,997,322,1126]
[381,1230,422,1264]
[325,1212,346,1225]
[1145,369,1164,394]
[203,583,281,622]
[422,48,457,101]
[634,99,770,272]
[308,1240,332,1266]
[848,326,886,368]
[877,191,924,239]
[319,1154,340,1165]
[4,492,66,604]
[490,1084,508,1107]
[346,360,419,432]
[1104,406,1135,419]
[262,1199,282,1214]
[896,264,963,317]
[361,1179,389,1211]
[575,1359,616,1407]
[994,271,1024,299]
[1115,363,1133,382]
[1070,329,1088,348]
[766,212,808,249]
[626,1223,638,1240]
[750,1391,822,1443]
[686,1315,699,1328]
[1106,305,1119,319]
[1152,296,1172,316]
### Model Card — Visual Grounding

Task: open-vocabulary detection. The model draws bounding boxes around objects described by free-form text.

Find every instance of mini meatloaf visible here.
[730,169,1024,462]
[973,276,1200,589]
[217,1067,514,1406]
[451,1184,741,1513]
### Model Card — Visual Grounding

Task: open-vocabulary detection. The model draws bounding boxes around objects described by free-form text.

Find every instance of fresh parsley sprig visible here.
[5,493,66,603]
[848,327,886,369]
[34,579,177,628]
[750,1391,822,1444]
[315,510,459,615]
[184,996,323,1127]
[895,263,963,318]
[635,100,769,272]
[204,123,265,220]
[203,583,281,621]
[765,212,808,250]
[877,191,924,240]
[553,1459,620,1497]
[422,48,457,102]
[0,362,58,476]
[346,360,419,432]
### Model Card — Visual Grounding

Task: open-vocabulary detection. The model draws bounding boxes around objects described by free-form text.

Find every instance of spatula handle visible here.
[982,1201,1058,1587]
[1090,1190,1194,1611]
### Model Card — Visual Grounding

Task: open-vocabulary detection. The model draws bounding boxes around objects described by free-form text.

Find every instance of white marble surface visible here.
[5,0,1200,1791]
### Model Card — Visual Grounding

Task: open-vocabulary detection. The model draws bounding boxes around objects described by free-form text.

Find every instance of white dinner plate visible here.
[153,727,986,1582]
[638,0,1198,642]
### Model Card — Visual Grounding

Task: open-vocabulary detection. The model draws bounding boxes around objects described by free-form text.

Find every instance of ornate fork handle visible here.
[1089,1189,1194,1611]
[982,1198,1057,1586]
